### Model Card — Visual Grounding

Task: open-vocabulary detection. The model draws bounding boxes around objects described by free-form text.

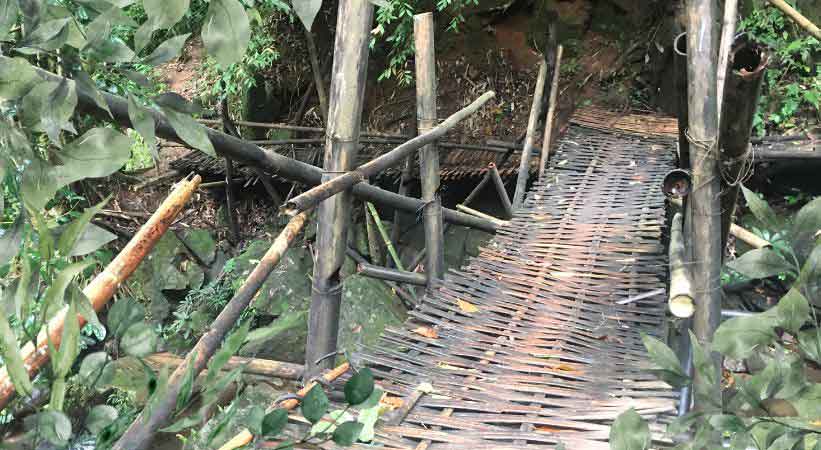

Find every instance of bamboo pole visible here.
[414,12,445,283]
[364,202,384,266]
[719,44,769,252]
[755,148,820,160]
[216,363,351,450]
[730,223,772,249]
[669,212,695,318]
[538,45,563,178]
[767,0,821,40]
[513,58,548,209]
[390,123,417,263]
[456,205,509,228]
[281,92,495,217]
[304,28,329,123]
[716,0,738,129]
[685,0,722,412]
[488,163,513,219]
[366,202,404,271]
[10,58,497,233]
[112,212,310,450]
[223,157,240,242]
[357,263,427,286]
[305,0,374,377]
[0,176,201,411]
[674,32,690,169]
[144,352,304,380]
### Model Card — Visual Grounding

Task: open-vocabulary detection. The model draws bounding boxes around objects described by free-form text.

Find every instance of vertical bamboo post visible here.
[390,122,417,263]
[512,59,548,209]
[685,0,722,411]
[414,12,445,283]
[305,0,374,377]
[674,32,690,169]
[538,45,563,179]
[488,163,513,219]
[304,28,329,123]
[220,98,240,242]
[716,0,738,129]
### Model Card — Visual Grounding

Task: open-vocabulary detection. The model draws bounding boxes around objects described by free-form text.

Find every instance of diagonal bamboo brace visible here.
[0,175,202,411]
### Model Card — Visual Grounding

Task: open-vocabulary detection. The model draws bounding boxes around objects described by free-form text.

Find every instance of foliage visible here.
[612,188,820,449]
[739,2,820,135]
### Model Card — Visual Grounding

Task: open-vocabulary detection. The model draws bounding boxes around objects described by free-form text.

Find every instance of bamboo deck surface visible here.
[343,124,679,449]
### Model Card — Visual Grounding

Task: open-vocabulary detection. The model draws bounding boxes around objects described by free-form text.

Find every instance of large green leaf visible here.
[53,300,80,377]
[0,57,39,100]
[107,297,145,337]
[127,94,158,159]
[0,216,23,267]
[725,248,796,280]
[40,260,93,322]
[791,196,821,262]
[18,0,40,33]
[609,408,650,450]
[204,321,249,386]
[41,78,78,146]
[120,322,157,357]
[741,185,780,230]
[175,350,198,412]
[19,17,69,49]
[78,351,110,388]
[74,70,112,118]
[38,410,72,446]
[71,283,104,337]
[70,223,116,256]
[41,5,86,48]
[0,288,33,396]
[85,6,137,46]
[641,333,689,388]
[85,405,118,434]
[301,383,329,424]
[775,289,810,335]
[85,37,135,63]
[202,0,250,67]
[690,330,720,410]
[154,92,201,114]
[142,33,190,65]
[57,195,111,256]
[292,0,322,32]
[0,0,18,41]
[713,314,777,359]
[143,0,189,29]
[261,408,288,437]
[344,367,374,406]
[161,107,215,156]
[333,421,364,446]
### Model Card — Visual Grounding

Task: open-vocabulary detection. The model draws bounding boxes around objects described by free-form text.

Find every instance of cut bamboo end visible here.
[730,223,771,249]
[669,295,695,318]
[456,204,509,228]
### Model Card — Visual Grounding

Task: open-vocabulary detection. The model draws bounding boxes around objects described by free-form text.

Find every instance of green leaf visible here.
[41,78,77,146]
[134,19,155,53]
[741,185,780,230]
[690,330,720,410]
[301,384,329,424]
[142,33,190,65]
[0,57,39,100]
[57,195,111,256]
[176,350,198,412]
[356,388,383,442]
[38,410,72,446]
[309,409,352,436]
[200,365,243,411]
[85,37,135,63]
[74,70,112,118]
[245,311,305,344]
[143,0,189,29]
[41,260,93,322]
[641,333,689,388]
[609,408,650,450]
[798,328,821,365]
[19,17,69,48]
[292,0,322,32]
[70,223,116,256]
[204,321,249,386]
[246,405,265,435]
[54,300,80,377]
[70,283,104,338]
[344,367,374,406]
[791,196,821,262]
[332,421,364,446]
[775,289,809,334]
[120,322,157,357]
[85,404,118,434]
[85,6,136,46]
[726,248,795,280]
[41,5,85,49]
[0,0,18,41]
[0,290,33,396]
[161,414,204,433]
[127,94,158,158]
[261,408,288,437]
[713,314,777,359]
[708,414,745,433]
[161,107,215,156]
[78,351,109,386]
[0,216,23,267]
[107,297,145,337]
[154,92,201,114]
[201,0,250,67]
[18,0,40,34]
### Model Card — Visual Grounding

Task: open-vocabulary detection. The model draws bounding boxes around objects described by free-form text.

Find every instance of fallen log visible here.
[0,176,201,411]
[281,91,496,216]
[113,212,310,450]
[6,57,497,233]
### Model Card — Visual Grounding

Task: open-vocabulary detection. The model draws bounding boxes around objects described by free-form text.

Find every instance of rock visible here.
[180,229,217,265]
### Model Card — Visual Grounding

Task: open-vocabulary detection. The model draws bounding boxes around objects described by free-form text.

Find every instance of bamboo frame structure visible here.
[0,176,201,411]
[513,58,548,209]
[112,212,310,450]
[668,213,695,318]
[304,0,374,377]
[539,45,563,178]
[685,0,722,411]
[414,12,445,283]
[488,163,513,219]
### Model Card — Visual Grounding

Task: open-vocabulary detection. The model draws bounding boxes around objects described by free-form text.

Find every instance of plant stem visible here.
[366,202,404,272]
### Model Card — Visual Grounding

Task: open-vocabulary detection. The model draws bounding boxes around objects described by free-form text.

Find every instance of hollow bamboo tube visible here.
[112,212,310,450]
[414,12,445,283]
[217,363,351,450]
[686,0,722,412]
[669,213,695,318]
[488,163,514,219]
[538,45,563,178]
[767,0,821,40]
[730,223,772,249]
[305,0,374,378]
[0,176,201,411]
[513,58,548,209]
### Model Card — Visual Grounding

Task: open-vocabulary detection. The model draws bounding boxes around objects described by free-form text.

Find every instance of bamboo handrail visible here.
[0,175,201,411]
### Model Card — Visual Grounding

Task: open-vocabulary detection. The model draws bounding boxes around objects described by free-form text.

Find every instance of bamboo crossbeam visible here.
[0,176,201,411]
[113,212,310,450]
[767,0,821,40]
[6,57,497,233]
[281,91,496,217]
[456,204,509,228]
[539,45,563,178]
[357,263,428,286]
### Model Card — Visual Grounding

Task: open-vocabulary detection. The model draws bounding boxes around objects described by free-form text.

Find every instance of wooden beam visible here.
[305,0,374,377]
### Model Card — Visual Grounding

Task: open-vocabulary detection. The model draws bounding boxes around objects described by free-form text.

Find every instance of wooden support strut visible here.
[513,58,548,209]
[414,12,445,283]
[305,0,374,378]
[539,45,563,179]
[488,163,513,219]
[112,212,310,450]
[0,176,201,411]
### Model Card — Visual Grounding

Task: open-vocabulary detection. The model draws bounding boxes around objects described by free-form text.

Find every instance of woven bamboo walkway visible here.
[354,124,679,449]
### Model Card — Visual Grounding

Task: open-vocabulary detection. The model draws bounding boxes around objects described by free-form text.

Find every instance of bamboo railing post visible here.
[304,0,374,377]
[719,44,768,252]
[414,12,445,283]
[716,0,738,129]
[112,212,310,450]
[0,176,201,411]
[674,32,690,169]
[538,45,563,179]
[304,28,329,123]
[488,163,513,218]
[390,122,417,264]
[513,59,548,209]
[685,0,722,411]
